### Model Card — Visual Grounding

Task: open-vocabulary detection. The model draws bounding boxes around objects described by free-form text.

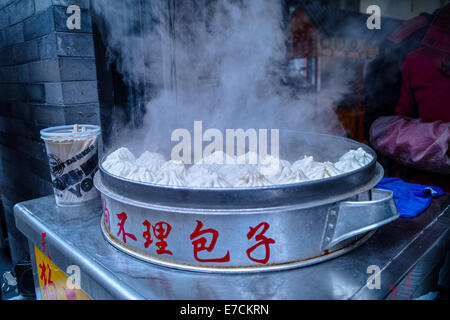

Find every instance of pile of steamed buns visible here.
[102,147,373,188]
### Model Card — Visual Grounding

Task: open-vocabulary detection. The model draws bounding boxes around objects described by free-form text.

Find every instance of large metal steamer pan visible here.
[94,131,399,273]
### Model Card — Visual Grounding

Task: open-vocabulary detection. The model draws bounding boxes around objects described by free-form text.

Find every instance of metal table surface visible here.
[13,195,450,300]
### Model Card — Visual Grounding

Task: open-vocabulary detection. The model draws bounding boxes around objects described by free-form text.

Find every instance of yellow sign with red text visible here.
[34,246,91,300]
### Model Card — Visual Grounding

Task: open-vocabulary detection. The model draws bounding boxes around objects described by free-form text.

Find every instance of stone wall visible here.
[0,0,100,265]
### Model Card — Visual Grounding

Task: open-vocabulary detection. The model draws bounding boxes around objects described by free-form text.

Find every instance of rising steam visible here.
[92,0,348,156]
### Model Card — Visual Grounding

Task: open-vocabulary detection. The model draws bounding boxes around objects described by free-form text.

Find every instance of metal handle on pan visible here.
[322,188,399,251]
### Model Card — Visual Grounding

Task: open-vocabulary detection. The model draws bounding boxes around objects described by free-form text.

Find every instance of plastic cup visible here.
[40,124,101,207]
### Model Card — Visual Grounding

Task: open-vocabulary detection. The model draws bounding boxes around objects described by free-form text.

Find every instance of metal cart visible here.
[13,195,450,300]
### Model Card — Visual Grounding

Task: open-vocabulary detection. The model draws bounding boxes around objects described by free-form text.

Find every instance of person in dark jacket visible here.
[364,4,450,192]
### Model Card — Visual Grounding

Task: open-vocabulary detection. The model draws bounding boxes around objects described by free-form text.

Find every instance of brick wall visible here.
[0,0,100,265]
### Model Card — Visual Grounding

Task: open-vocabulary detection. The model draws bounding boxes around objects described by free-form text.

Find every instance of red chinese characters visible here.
[153,222,173,255]
[118,214,276,265]
[142,220,173,255]
[142,220,153,248]
[38,262,57,300]
[190,220,230,263]
[116,212,137,243]
[246,222,275,264]
[102,198,111,232]
[41,232,51,260]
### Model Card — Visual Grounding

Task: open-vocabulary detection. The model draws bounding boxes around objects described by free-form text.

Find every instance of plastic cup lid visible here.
[40,124,101,141]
